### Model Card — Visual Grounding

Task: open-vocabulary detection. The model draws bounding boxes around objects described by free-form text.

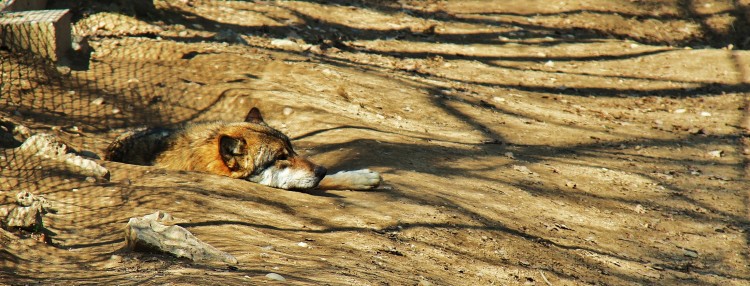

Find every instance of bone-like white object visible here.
[19,134,109,179]
[125,211,237,264]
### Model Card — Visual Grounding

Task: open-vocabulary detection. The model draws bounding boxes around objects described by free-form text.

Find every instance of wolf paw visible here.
[340,169,382,189]
[319,169,381,190]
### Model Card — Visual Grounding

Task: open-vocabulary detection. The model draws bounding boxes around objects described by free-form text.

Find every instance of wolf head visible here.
[213,108,327,189]
[107,108,329,190]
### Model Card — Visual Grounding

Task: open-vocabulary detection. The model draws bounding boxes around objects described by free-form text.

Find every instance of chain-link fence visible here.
[1,1,226,196]
[0,2,238,250]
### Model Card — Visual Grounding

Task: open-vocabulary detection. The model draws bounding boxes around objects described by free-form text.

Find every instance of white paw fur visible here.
[318,169,381,190]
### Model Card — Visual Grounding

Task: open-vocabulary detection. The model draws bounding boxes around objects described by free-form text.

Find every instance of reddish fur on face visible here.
[152,122,313,179]
[154,124,252,178]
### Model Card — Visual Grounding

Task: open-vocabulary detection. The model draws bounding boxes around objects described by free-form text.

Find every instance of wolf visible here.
[104,108,381,190]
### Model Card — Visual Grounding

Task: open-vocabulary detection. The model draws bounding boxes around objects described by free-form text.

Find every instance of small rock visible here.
[504,152,515,159]
[683,249,698,258]
[555,223,573,231]
[265,273,286,281]
[544,60,554,67]
[282,107,294,116]
[270,38,298,49]
[214,29,245,44]
[674,109,687,114]
[634,204,646,214]
[101,255,122,269]
[492,96,505,102]
[700,111,711,117]
[309,45,323,54]
[512,165,534,175]
[57,65,71,75]
[321,68,340,77]
[707,150,723,158]
[91,97,105,105]
[297,242,309,247]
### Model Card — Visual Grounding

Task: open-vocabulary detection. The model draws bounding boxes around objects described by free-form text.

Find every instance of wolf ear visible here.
[220,136,245,156]
[245,107,265,124]
[219,136,246,170]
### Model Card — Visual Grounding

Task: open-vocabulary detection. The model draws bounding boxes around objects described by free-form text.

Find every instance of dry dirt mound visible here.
[2,1,750,285]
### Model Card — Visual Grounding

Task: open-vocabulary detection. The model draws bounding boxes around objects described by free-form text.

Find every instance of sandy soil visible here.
[2,0,750,285]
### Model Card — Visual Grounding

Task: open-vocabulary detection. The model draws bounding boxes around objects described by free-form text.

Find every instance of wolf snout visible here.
[314,166,327,178]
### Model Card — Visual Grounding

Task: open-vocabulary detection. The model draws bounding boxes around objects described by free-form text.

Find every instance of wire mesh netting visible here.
[0,2,257,254]
[1,1,245,197]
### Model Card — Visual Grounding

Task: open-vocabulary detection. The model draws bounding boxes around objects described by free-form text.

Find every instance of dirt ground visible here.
[2,0,750,285]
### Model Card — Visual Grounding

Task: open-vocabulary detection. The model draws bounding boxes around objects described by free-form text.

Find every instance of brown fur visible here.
[153,122,286,178]
[105,108,379,190]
